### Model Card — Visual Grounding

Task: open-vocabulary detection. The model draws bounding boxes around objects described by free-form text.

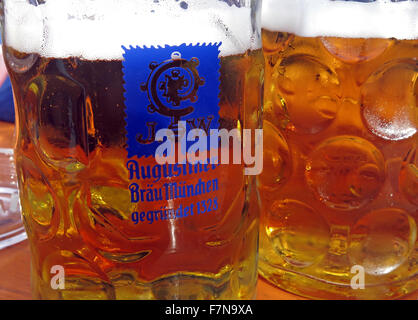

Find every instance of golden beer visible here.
[259,0,417,299]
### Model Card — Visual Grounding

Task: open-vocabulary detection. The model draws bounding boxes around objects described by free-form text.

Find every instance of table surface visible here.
[0,122,416,300]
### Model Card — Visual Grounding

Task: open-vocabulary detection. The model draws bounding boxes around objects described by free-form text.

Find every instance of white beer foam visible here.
[262,0,418,40]
[4,0,257,60]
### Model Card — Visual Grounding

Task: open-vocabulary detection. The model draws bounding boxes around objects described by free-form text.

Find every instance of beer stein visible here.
[259,0,417,299]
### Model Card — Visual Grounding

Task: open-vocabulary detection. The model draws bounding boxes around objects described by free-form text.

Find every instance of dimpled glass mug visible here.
[0,0,263,299]
[258,0,417,299]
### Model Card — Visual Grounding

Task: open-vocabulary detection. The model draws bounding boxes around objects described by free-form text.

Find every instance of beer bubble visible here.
[265,199,330,268]
[320,37,392,63]
[399,147,418,206]
[18,157,57,240]
[361,61,417,141]
[349,208,416,276]
[80,183,157,245]
[306,136,386,210]
[3,47,38,74]
[4,0,257,60]
[276,54,340,134]
[257,120,291,191]
[99,250,151,264]
[262,31,295,55]
[25,74,89,171]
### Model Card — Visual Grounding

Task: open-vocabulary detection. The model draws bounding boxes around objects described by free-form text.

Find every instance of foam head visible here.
[4,0,258,60]
[262,0,418,40]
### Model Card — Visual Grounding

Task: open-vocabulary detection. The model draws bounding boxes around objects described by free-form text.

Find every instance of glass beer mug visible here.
[0,0,263,299]
[259,0,417,299]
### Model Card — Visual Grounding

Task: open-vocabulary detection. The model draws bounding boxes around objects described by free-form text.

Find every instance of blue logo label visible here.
[123,43,221,158]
